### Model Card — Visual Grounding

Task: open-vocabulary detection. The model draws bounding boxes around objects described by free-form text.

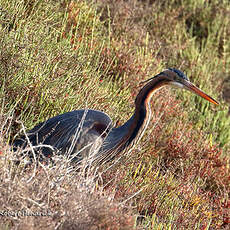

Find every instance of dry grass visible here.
[0,130,135,230]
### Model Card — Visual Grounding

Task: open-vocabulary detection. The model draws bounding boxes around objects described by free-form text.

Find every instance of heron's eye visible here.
[175,75,181,82]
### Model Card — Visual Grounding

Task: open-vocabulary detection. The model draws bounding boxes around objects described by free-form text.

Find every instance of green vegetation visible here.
[0,0,229,229]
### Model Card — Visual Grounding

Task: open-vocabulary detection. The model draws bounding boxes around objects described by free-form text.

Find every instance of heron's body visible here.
[14,110,113,161]
[13,68,218,163]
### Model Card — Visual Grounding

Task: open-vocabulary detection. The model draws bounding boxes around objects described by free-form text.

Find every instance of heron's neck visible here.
[108,75,168,151]
[125,75,168,146]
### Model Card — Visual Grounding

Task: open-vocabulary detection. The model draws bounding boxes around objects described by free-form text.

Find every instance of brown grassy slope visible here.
[95,0,230,228]
[0,0,229,229]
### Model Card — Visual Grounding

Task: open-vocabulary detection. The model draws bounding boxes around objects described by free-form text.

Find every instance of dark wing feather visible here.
[13,109,112,159]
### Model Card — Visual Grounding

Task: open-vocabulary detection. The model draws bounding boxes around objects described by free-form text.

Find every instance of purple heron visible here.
[13,68,218,163]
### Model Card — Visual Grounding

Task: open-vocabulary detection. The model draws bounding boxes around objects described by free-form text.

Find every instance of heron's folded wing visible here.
[13,110,112,157]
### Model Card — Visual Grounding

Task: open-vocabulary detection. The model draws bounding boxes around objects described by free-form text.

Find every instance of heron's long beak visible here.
[184,81,219,105]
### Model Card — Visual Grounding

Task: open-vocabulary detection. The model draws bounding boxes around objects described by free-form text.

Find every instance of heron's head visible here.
[158,68,219,105]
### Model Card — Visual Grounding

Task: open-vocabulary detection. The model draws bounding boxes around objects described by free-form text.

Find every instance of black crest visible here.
[168,68,189,81]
